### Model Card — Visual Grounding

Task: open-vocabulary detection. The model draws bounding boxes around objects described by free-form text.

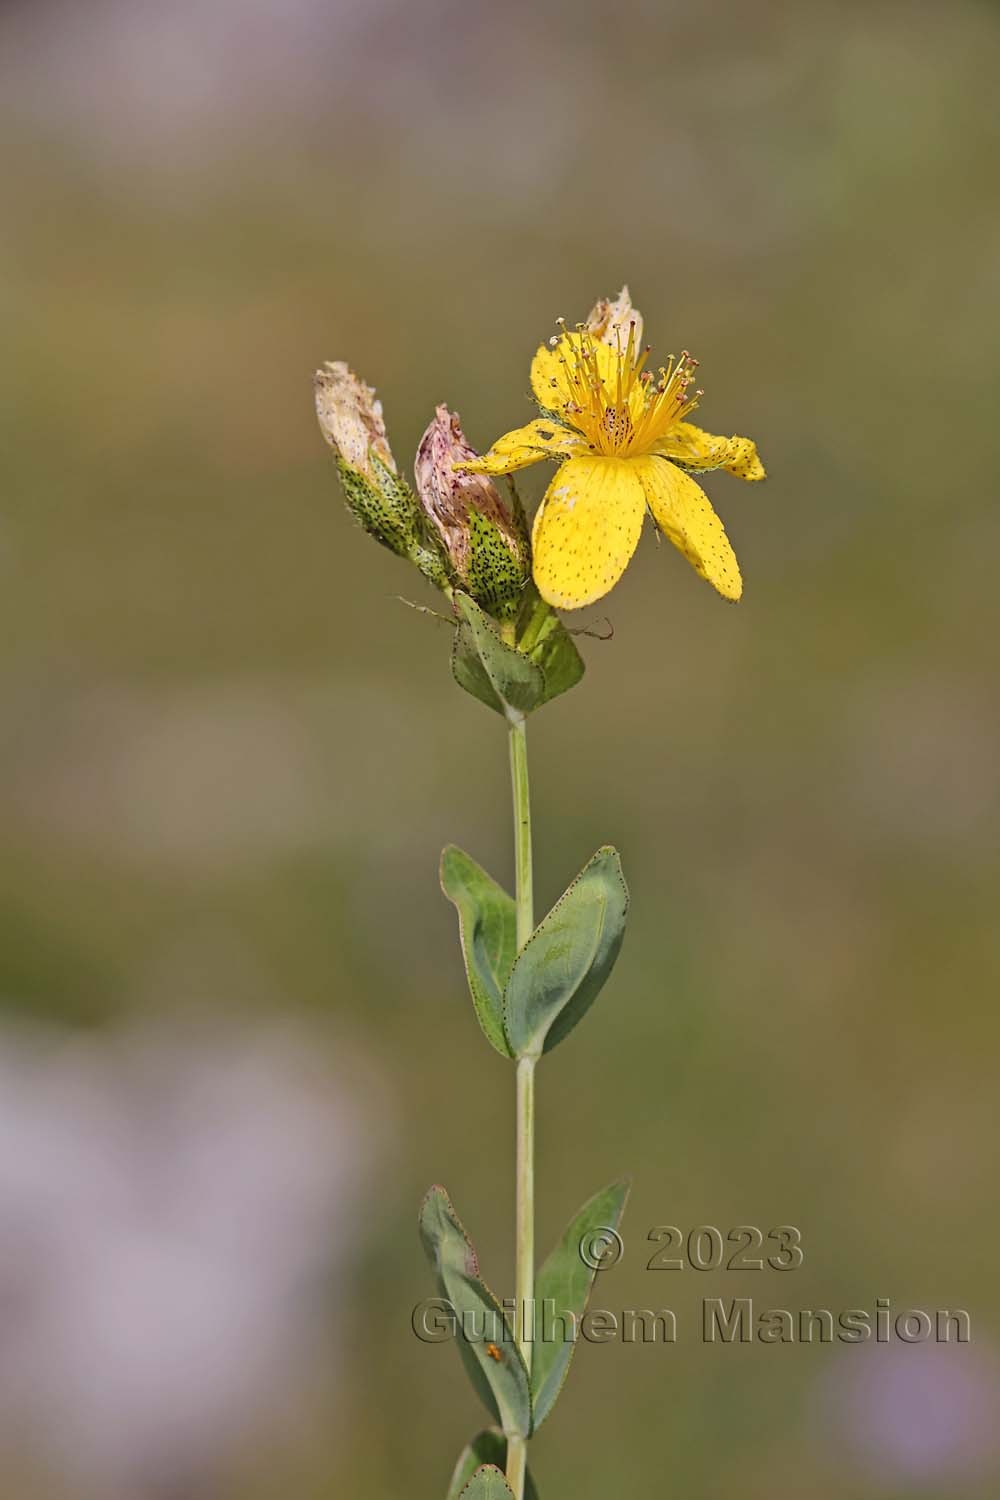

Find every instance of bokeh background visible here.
[2,0,999,1496]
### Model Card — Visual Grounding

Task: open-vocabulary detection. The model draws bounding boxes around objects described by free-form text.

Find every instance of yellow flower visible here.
[461,288,764,609]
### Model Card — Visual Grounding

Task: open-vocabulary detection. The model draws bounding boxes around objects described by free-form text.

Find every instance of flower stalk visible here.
[507,713,535,1500]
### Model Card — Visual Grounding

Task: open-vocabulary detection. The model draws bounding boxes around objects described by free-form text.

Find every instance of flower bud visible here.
[314,361,449,589]
[585,285,644,353]
[414,405,530,621]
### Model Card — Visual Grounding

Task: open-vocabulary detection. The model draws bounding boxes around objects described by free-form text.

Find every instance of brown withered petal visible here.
[585,285,644,354]
[314,360,396,479]
[414,404,530,619]
[414,404,522,580]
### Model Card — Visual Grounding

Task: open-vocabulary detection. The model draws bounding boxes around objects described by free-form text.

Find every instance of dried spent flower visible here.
[414,404,530,621]
[314,361,450,589]
[314,360,394,480]
[585,284,644,355]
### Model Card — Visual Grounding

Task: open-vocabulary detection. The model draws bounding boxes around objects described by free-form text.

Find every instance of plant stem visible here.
[509,715,534,951]
[506,712,535,1500]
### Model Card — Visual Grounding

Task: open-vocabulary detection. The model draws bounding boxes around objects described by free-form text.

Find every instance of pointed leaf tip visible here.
[446,1431,540,1500]
[459,1465,516,1500]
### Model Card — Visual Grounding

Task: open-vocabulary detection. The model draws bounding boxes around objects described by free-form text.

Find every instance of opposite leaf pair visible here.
[421,1179,629,1480]
[441,841,628,1062]
[451,592,584,720]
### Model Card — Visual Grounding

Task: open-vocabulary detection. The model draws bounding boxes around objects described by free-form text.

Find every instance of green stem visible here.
[509,715,534,950]
[506,713,535,1500]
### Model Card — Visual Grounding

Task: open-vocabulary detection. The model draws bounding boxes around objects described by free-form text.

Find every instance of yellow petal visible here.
[460,418,587,476]
[657,422,765,482]
[532,456,646,610]
[530,333,622,413]
[633,455,743,601]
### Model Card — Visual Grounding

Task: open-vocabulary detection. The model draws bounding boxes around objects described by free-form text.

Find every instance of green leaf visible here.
[451,624,505,715]
[504,847,629,1058]
[527,621,584,704]
[518,594,585,706]
[446,1430,540,1500]
[458,1467,515,1500]
[440,847,517,1058]
[531,1179,631,1428]
[451,590,584,717]
[419,1186,532,1438]
[452,595,544,718]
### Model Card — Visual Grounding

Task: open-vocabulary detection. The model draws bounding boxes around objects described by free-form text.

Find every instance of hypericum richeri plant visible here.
[314,286,764,1500]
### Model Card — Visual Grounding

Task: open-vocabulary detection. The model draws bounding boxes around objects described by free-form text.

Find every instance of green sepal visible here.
[458,1466,515,1500]
[503,847,629,1058]
[464,509,530,623]
[446,1430,539,1500]
[337,454,452,589]
[531,1179,630,1428]
[451,592,584,718]
[419,1186,533,1439]
[337,456,415,560]
[440,846,517,1058]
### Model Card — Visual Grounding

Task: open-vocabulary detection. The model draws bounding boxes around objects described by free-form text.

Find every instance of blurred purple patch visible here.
[0,1017,382,1497]
[817,1340,1000,1487]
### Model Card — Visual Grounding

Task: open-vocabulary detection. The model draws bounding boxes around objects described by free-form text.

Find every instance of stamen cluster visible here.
[548,319,703,458]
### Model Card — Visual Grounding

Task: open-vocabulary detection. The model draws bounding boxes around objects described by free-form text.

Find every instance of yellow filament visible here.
[553,324,702,458]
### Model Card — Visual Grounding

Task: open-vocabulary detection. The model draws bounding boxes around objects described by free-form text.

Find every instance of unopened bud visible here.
[586,285,644,353]
[414,405,530,621]
[314,361,449,588]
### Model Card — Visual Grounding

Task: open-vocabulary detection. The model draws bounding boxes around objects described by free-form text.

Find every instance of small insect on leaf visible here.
[486,1343,502,1362]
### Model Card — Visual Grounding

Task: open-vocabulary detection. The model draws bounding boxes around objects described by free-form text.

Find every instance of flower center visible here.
[551,320,703,458]
[601,404,634,450]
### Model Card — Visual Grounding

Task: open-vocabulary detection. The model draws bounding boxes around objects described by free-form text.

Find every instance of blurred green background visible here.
[1,0,998,1496]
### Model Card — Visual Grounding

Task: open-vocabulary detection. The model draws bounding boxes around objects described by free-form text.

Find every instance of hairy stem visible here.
[506,713,535,1499]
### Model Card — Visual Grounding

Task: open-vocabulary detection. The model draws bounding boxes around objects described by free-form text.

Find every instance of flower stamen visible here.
[548,321,702,459]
